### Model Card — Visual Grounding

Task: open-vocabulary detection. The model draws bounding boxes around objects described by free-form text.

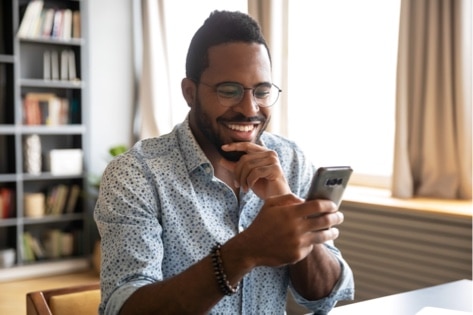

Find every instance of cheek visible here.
[195,92,227,121]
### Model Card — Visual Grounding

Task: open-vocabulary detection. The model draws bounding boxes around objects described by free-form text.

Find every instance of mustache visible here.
[217,114,265,124]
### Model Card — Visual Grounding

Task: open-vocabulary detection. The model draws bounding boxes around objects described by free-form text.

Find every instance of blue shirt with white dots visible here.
[94,117,354,315]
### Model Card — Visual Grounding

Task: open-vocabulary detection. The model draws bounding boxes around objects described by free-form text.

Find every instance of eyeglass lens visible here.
[216,83,280,107]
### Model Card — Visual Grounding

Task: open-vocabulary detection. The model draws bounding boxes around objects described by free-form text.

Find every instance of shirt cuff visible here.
[104,277,156,315]
[289,256,355,314]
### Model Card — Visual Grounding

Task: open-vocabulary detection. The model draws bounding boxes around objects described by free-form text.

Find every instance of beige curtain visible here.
[392,0,472,199]
[133,0,172,141]
[248,0,289,136]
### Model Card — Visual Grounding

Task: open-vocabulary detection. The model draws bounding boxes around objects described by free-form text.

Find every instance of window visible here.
[286,1,401,188]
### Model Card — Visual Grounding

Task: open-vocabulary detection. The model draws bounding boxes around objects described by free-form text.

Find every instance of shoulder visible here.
[104,128,182,177]
[261,132,306,160]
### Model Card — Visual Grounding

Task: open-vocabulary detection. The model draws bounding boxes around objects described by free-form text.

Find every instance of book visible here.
[43,229,62,258]
[0,188,13,219]
[23,92,55,125]
[61,232,74,256]
[59,98,70,125]
[47,96,61,125]
[41,8,55,38]
[30,7,45,38]
[23,96,41,125]
[17,1,44,38]
[69,98,80,123]
[51,9,63,39]
[50,184,69,215]
[23,232,45,260]
[23,93,70,126]
[72,11,81,38]
[68,50,77,81]
[60,49,69,80]
[21,232,35,262]
[62,9,72,40]
[65,184,81,213]
[51,50,59,80]
[45,186,57,215]
[43,50,51,80]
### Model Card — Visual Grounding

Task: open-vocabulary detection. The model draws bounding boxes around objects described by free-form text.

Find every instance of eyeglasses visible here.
[198,81,282,108]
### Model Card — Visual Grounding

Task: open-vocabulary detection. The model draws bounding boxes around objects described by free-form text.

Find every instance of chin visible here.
[220,150,246,162]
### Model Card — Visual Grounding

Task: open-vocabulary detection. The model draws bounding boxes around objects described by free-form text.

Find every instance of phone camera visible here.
[325,178,343,186]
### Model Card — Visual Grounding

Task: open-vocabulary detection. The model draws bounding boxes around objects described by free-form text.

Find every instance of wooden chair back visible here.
[26,282,100,315]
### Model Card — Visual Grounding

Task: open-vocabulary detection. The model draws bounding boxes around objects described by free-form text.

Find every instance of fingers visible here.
[243,195,344,266]
[237,152,280,191]
[296,200,344,244]
[221,143,270,189]
[221,142,264,154]
[221,143,289,196]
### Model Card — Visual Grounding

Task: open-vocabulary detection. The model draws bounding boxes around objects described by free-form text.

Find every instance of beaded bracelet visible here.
[210,243,240,295]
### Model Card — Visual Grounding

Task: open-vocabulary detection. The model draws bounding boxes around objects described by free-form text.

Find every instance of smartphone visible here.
[306,166,353,207]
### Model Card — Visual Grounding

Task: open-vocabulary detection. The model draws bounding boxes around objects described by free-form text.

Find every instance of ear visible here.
[181,78,197,108]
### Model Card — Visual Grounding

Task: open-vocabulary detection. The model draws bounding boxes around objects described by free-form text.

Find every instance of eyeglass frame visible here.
[194,80,282,108]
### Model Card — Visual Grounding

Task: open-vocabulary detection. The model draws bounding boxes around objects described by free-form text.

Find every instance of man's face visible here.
[189,42,273,161]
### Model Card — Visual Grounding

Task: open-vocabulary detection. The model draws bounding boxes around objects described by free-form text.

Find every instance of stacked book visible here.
[17,0,81,40]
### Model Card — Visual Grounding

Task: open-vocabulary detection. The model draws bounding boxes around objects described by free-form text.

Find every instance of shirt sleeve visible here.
[94,151,164,315]
[288,242,355,314]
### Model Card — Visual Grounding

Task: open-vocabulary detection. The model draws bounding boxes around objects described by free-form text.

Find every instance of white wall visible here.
[86,1,134,177]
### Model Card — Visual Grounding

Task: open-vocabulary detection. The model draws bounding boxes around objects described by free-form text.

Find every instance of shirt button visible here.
[238,226,245,232]
[205,167,211,174]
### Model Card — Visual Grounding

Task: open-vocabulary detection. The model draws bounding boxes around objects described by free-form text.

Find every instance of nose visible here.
[234,89,259,115]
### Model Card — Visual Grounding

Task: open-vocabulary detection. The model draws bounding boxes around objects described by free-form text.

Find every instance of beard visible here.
[193,96,270,162]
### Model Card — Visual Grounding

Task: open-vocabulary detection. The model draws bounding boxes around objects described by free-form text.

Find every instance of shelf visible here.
[23,213,85,225]
[0,125,17,133]
[0,217,19,227]
[0,125,85,134]
[19,37,84,46]
[22,172,85,181]
[19,125,86,134]
[20,78,83,89]
[0,174,18,182]
[0,55,15,63]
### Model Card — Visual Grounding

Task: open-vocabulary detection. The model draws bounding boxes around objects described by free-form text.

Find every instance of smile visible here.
[227,123,257,132]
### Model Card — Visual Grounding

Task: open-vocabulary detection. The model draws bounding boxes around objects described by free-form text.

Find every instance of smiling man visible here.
[94,10,354,315]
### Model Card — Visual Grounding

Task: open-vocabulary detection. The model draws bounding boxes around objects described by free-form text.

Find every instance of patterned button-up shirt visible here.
[94,117,354,315]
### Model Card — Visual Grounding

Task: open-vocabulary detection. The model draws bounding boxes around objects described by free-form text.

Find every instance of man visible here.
[94,10,354,315]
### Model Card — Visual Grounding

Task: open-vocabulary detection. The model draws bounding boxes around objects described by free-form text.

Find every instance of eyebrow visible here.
[216,81,272,88]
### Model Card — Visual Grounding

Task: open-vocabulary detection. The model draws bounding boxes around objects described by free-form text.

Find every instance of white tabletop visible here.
[328,279,472,315]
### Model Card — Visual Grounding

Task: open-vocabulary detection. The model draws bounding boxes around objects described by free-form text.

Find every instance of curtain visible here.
[248,0,289,136]
[392,0,472,199]
[133,0,172,141]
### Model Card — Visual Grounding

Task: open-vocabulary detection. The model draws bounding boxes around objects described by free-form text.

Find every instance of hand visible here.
[234,194,343,268]
[219,142,291,199]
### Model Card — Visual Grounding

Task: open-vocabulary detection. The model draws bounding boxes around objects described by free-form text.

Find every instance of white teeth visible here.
[228,124,255,132]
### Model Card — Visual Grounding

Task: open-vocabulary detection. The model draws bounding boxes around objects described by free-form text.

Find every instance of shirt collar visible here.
[176,115,212,174]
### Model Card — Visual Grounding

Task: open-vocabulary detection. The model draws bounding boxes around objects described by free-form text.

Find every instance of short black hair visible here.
[185,10,271,81]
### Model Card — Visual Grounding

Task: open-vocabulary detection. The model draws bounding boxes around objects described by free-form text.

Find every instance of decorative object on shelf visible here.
[23,134,42,175]
[0,248,15,268]
[48,149,83,175]
[24,192,45,218]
